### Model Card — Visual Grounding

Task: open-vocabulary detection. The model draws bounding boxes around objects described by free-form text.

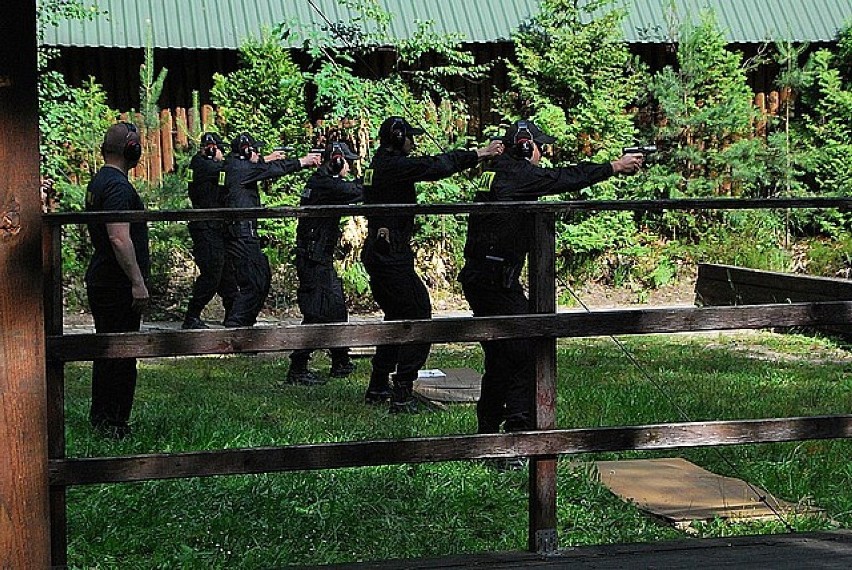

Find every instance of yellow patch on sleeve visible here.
[363,168,374,187]
[476,171,495,191]
[218,171,226,186]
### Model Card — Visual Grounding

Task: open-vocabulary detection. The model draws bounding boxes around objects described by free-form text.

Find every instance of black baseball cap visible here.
[325,141,359,162]
[231,132,266,154]
[504,120,556,146]
[378,116,425,144]
[200,132,226,151]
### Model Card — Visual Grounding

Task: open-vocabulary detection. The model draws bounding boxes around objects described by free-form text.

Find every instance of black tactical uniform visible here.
[362,116,480,411]
[288,143,363,384]
[459,121,615,434]
[183,133,237,328]
[223,133,306,327]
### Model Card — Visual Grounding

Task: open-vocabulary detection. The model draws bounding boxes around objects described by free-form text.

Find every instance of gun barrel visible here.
[623,145,657,155]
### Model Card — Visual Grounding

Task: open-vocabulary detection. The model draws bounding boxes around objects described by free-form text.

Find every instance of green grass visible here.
[63,332,852,568]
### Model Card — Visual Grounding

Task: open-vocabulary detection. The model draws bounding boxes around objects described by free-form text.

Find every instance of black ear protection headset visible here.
[329,142,346,174]
[201,133,219,159]
[102,122,142,163]
[237,134,254,160]
[513,121,535,160]
[389,117,407,149]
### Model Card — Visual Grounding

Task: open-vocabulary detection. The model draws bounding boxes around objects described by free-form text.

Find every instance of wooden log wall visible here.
[119,90,789,184]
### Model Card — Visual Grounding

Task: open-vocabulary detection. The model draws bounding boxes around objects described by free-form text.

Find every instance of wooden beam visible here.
[0,2,50,568]
[47,301,852,361]
[40,196,852,225]
[49,416,852,486]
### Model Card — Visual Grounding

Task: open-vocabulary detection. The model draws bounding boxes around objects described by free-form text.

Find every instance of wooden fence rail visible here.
[42,198,852,567]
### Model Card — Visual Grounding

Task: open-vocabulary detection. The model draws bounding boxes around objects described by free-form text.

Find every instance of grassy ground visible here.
[63,332,852,568]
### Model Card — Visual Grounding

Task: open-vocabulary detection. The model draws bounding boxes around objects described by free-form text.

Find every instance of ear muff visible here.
[513,121,535,160]
[329,144,346,174]
[201,133,218,159]
[389,118,406,149]
[237,134,253,160]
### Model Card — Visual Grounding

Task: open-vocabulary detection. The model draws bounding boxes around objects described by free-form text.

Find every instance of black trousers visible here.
[364,261,431,381]
[224,236,271,327]
[290,255,350,366]
[186,223,237,320]
[87,285,142,427]
[461,273,534,434]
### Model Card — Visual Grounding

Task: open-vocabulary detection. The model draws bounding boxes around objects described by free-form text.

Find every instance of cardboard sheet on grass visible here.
[595,457,820,527]
[414,368,481,403]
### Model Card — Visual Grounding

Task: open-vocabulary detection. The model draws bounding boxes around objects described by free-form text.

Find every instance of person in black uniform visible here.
[182,132,238,329]
[361,116,504,413]
[287,141,364,385]
[85,122,149,438]
[459,120,643,435]
[222,133,321,328]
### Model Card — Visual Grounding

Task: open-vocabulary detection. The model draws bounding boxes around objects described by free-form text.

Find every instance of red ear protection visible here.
[201,133,218,159]
[238,134,253,160]
[514,121,534,160]
[389,118,406,149]
[329,143,346,174]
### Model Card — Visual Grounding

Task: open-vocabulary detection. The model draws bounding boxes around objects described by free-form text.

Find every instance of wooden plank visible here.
[529,212,558,552]
[174,107,188,148]
[47,302,852,361]
[160,109,174,173]
[697,264,852,303]
[696,264,852,337]
[306,531,852,569]
[41,197,852,225]
[0,3,50,567]
[49,416,852,486]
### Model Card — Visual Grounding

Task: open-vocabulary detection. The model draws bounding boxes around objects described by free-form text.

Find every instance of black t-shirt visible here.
[296,169,363,259]
[85,166,150,288]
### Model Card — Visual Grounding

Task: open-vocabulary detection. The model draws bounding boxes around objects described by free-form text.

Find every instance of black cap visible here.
[378,116,425,144]
[324,141,359,162]
[504,120,556,146]
[230,132,266,154]
[200,132,226,151]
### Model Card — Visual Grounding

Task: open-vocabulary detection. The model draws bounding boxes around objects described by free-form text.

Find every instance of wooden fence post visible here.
[527,212,558,553]
[0,2,51,567]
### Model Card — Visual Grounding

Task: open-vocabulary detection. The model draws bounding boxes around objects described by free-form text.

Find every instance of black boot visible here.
[388,372,418,414]
[286,357,325,386]
[330,352,355,378]
[182,315,209,330]
[364,370,392,405]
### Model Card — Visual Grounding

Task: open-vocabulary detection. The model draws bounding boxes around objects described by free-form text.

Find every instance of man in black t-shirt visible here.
[182,132,237,329]
[85,122,149,438]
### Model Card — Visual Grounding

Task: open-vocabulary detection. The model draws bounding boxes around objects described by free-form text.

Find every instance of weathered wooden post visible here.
[528,211,558,552]
[0,1,51,567]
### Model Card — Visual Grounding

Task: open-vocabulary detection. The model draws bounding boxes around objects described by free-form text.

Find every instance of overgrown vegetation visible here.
[39,0,852,315]
[62,333,852,567]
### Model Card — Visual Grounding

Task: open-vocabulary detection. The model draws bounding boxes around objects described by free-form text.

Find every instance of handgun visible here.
[622,145,657,156]
[273,146,294,153]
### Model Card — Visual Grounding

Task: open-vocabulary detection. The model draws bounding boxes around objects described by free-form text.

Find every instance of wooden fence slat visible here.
[175,107,188,148]
[48,416,852,486]
[160,109,174,174]
[46,301,852,361]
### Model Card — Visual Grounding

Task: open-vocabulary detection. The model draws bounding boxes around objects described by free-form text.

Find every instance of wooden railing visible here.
[42,197,852,566]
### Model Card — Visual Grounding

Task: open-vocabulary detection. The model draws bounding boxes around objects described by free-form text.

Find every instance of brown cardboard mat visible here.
[413,367,481,403]
[594,457,820,527]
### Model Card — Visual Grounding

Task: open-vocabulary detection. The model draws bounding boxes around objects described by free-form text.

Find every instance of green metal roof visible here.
[42,0,852,49]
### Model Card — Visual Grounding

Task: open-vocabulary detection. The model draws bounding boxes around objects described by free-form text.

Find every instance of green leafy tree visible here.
[501,0,648,283]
